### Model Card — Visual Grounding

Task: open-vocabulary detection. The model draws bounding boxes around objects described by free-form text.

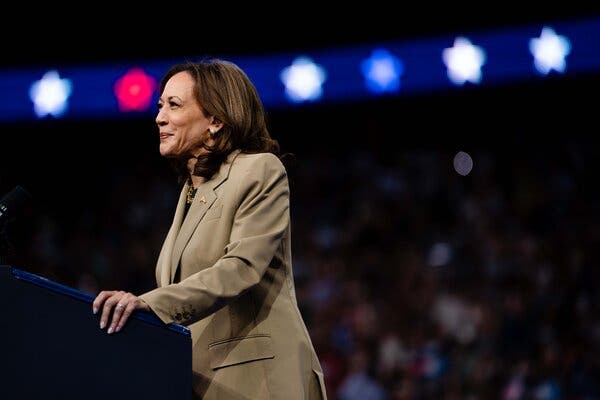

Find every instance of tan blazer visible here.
[140,151,327,400]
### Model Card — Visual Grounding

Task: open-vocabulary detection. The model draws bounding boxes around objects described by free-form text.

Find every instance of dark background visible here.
[4,6,600,65]
[2,7,600,399]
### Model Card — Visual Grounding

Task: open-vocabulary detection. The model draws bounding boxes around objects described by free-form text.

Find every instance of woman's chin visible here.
[159,145,175,158]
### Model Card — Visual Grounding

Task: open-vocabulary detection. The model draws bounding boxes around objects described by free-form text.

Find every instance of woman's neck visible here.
[186,156,204,187]
[189,174,204,188]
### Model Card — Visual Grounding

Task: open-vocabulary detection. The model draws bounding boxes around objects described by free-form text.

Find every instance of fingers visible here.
[99,291,125,332]
[115,300,140,333]
[93,290,118,330]
[92,290,115,315]
[109,293,136,334]
[93,291,146,334]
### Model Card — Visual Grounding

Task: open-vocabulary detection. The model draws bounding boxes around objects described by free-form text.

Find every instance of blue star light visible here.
[29,70,72,118]
[529,26,571,75]
[280,56,327,103]
[442,37,486,85]
[361,48,404,94]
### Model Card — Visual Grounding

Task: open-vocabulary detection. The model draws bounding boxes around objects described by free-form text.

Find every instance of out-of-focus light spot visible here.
[361,48,404,93]
[453,151,473,176]
[313,224,338,250]
[427,242,453,267]
[29,70,72,118]
[114,67,156,112]
[534,380,561,400]
[280,56,327,103]
[529,26,571,75]
[442,37,486,85]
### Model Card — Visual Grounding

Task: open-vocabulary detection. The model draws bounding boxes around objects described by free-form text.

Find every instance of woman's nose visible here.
[156,110,167,126]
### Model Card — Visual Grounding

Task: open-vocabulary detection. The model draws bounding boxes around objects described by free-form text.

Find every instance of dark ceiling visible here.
[4,6,599,67]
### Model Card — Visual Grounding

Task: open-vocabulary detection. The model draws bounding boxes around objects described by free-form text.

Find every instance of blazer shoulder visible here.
[234,152,286,175]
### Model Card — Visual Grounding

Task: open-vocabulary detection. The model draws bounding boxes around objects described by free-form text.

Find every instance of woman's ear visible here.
[209,117,224,134]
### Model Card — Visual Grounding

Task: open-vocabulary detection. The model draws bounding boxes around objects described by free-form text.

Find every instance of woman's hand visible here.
[92,290,151,334]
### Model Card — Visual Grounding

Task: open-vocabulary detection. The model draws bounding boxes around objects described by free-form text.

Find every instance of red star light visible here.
[114,68,156,112]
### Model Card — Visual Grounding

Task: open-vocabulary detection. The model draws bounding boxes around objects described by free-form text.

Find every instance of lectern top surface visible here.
[6,265,191,337]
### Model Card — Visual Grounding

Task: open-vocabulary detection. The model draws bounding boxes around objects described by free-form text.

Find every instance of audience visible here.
[7,142,599,399]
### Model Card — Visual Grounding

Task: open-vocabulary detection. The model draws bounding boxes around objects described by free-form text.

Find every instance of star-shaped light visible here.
[529,26,571,75]
[114,67,156,111]
[280,56,327,103]
[29,70,72,118]
[442,37,486,85]
[361,48,404,93]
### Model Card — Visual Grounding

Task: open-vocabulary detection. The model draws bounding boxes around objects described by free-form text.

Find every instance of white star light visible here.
[442,37,486,85]
[280,56,327,103]
[29,70,72,118]
[529,26,571,75]
[361,48,403,93]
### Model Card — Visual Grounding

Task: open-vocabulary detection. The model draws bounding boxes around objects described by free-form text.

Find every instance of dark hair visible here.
[159,59,282,183]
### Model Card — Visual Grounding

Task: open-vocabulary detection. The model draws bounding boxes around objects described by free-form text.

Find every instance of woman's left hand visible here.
[92,290,151,334]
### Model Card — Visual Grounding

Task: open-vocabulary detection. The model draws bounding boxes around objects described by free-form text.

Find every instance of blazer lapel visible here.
[170,185,217,282]
[169,150,241,283]
[159,186,188,287]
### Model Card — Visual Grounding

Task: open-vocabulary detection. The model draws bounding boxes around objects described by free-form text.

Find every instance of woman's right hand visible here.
[92,290,150,334]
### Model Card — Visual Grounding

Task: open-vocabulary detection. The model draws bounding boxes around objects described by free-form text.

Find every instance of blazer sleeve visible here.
[139,154,289,325]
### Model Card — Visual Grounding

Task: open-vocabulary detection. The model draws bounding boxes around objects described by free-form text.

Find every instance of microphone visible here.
[0,186,32,227]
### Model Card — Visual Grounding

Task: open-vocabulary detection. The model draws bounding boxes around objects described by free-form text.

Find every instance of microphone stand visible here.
[0,226,9,265]
[0,222,15,266]
[0,185,32,266]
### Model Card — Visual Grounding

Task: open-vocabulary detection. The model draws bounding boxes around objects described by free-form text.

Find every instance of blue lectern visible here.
[0,266,192,399]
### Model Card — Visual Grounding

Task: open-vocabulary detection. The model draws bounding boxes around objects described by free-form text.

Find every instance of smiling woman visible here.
[91,59,328,400]
[156,70,220,161]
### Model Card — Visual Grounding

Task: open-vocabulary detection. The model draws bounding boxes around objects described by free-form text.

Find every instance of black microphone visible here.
[0,186,32,227]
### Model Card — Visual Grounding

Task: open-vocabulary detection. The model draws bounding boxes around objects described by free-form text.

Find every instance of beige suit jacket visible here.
[140,151,327,400]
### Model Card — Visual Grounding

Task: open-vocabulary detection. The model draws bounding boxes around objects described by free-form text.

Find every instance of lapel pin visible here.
[199,196,207,204]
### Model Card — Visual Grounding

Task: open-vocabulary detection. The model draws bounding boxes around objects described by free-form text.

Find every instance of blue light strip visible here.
[0,17,598,123]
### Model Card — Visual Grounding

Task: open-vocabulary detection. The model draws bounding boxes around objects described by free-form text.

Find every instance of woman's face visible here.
[156,71,214,158]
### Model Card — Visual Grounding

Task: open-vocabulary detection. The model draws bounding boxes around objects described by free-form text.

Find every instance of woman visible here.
[92,59,327,399]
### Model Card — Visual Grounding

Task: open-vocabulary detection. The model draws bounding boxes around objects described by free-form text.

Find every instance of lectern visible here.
[0,266,192,400]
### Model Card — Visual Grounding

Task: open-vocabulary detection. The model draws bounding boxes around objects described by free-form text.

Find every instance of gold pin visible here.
[199,196,206,204]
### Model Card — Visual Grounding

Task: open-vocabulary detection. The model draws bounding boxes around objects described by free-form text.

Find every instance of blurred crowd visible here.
[5,141,599,399]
